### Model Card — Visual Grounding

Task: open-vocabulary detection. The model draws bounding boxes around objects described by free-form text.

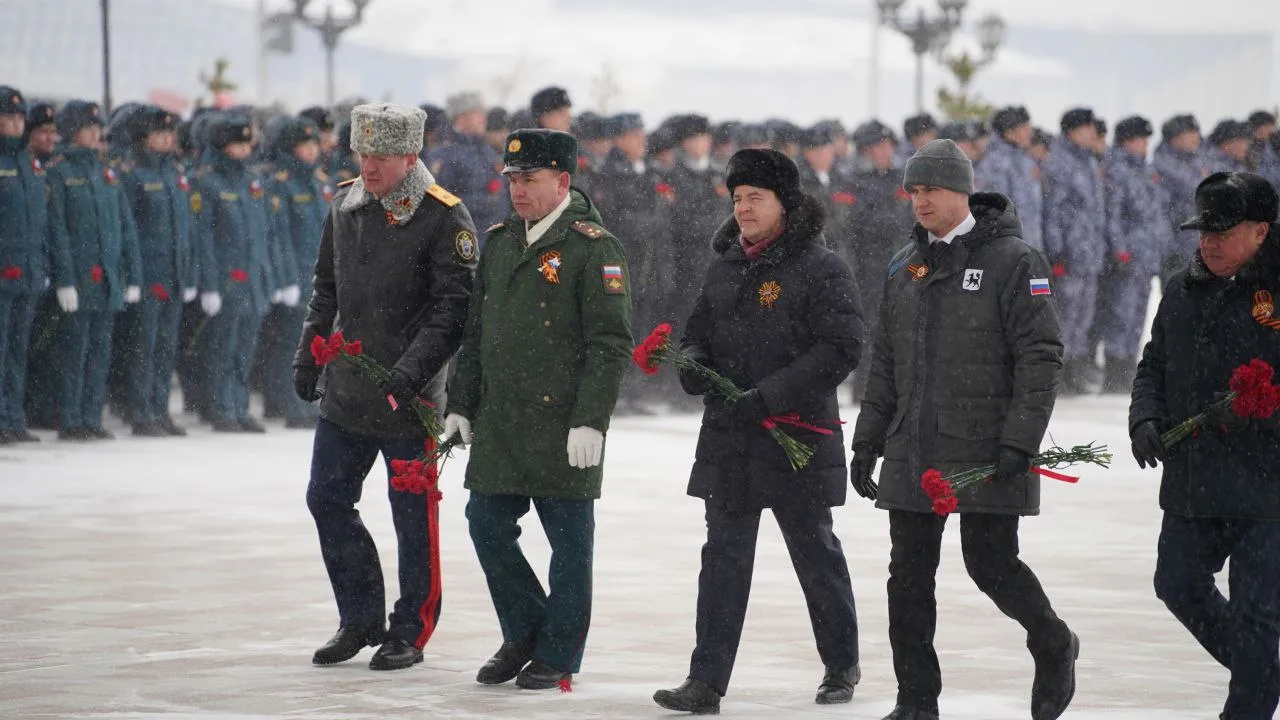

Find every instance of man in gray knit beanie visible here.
[903,138,974,195]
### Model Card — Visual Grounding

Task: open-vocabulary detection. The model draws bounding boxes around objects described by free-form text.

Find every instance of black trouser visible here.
[1154,512,1280,720]
[689,502,859,696]
[887,510,1069,712]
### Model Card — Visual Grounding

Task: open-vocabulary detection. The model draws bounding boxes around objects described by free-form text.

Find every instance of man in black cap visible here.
[1094,116,1169,394]
[418,103,448,160]
[797,123,838,210]
[897,112,937,167]
[485,107,510,153]
[664,114,723,360]
[0,86,48,444]
[573,111,613,178]
[1247,110,1275,171]
[978,105,1043,253]
[1029,128,1052,164]
[938,120,985,164]
[1154,115,1209,289]
[766,119,803,159]
[298,105,337,164]
[711,121,740,174]
[843,119,914,401]
[444,128,631,692]
[653,147,863,714]
[851,138,1077,720]
[1131,171,1280,720]
[530,86,572,132]
[24,102,58,164]
[1042,107,1105,394]
[1206,119,1251,173]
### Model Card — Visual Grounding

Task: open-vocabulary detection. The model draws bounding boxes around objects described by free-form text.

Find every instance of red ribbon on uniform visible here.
[1033,467,1079,483]
[229,269,249,283]
[761,413,845,435]
[90,265,104,284]
[1,266,21,281]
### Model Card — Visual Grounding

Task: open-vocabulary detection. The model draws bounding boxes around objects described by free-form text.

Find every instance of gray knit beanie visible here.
[904,139,974,195]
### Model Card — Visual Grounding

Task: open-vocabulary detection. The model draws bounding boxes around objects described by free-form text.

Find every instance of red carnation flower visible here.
[1052,263,1067,279]
[0,266,21,281]
[932,495,959,516]
[921,468,951,500]
[310,334,341,366]
[345,340,364,357]
[1229,359,1280,419]
[150,283,170,301]
[632,323,673,375]
[487,178,502,195]
[230,269,249,283]
[90,265,104,283]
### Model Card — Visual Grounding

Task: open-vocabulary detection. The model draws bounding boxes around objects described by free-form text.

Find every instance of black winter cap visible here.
[207,114,254,149]
[992,105,1031,135]
[501,128,578,175]
[0,86,27,116]
[801,123,835,148]
[574,111,610,140]
[725,148,804,210]
[713,121,741,146]
[1094,118,1108,139]
[530,86,571,119]
[56,100,104,137]
[1114,116,1153,144]
[486,107,509,132]
[903,113,937,140]
[1248,110,1276,129]
[1161,114,1199,141]
[613,113,644,135]
[1181,171,1278,231]
[1060,107,1096,134]
[271,115,321,154]
[671,114,711,142]
[419,104,447,133]
[1209,119,1251,146]
[25,102,55,130]
[299,105,335,132]
[851,120,896,150]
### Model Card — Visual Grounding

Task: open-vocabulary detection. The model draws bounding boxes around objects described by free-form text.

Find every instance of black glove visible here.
[849,448,879,501]
[678,365,714,396]
[1205,392,1250,434]
[293,365,321,403]
[728,389,770,424]
[378,369,418,411]
[994,446,1033,483]
[1131,420,1166,469]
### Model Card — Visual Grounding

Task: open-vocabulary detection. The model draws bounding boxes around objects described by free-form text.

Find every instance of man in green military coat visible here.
[444,129,632,691]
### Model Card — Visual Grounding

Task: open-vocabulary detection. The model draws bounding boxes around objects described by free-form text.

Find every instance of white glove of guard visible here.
[567,426,604,469]
[56,286,78,313]
[271,289,283,304]
[200,291,222,317]
[183,287,198,303]
[281,284,301,308]
[124,285,141,304]
[442,414,473,446]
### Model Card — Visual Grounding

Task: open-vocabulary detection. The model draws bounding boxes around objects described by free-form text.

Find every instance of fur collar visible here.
[1186,224,1280,287]
[711,194,827,260]
[339,159,435,223]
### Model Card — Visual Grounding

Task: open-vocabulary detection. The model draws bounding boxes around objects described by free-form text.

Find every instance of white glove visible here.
[567,426,604,469]
[442,414,473,446]
[281,284,301,308]
[124,285,141,304]
[183,287,198,303]
[44,277,51,289]
[200,291,222,317]
[271,289,283,304]
[56,286,78,313]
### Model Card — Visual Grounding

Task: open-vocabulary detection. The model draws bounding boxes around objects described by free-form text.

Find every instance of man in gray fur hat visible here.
[293,102,478,672]
[850,139,1078,720]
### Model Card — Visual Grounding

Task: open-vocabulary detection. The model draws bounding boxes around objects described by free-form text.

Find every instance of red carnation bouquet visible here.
[311,332,460,492]
[1160,358,1280,447]
[920,442,1112,517]
[633,323,841,471]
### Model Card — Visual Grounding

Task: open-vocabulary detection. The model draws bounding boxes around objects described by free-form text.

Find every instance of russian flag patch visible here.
[601,264,625,294]
[1030,278,1052,296]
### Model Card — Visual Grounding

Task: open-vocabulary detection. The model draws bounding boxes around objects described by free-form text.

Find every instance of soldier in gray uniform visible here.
[976,106,1043,252]
[1204,119,1251,173]
[1153,115,1208,289]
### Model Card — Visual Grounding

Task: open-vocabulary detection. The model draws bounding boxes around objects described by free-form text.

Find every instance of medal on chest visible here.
[249,179,264,200]
[758,280,782,309]
[1254,290,1280,330]
[907,263,930,282]
[539,251,562,284]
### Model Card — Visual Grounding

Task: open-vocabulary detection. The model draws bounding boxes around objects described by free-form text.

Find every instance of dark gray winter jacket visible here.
[852,193,1063,516]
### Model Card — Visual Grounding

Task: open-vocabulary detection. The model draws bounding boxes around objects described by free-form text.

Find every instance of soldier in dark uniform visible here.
[419,104,448,160]
[797,123,839,210]
[646,121,679,176]
[24,102,58,164]
[0,87,48,444]
[329,118,359,184]
[485,107,510,153]
[298,105,336,165]
[1205,119,1251,173]
[1154,115,1207,289]
[711,121,739,174]
[531,87,573,133]
[260,115,328,428]
[444,129,631,690]
[845,120,914,401]
[1247,110,1275,171]
[428,92,504,241]
[766,119,803,159]
[116,105,197,436]
[664,115,723,341]
[574,112,613,175]
[1029,128,1052,164]
[189,114,281,433]
[46,100,143,441]
[897,113,937,168]
[294,103,477,672]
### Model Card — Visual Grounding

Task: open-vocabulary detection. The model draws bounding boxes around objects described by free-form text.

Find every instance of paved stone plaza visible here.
[1,397,1228,718]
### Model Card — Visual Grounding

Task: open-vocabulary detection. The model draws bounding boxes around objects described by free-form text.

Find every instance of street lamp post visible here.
[291,0,372,106]
[100,0,113,113]
[877,0,969,113]
[869,0,904,118]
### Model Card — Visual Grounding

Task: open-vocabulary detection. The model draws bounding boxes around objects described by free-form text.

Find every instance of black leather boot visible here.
[476,638,535,685]
[1031,630,1080,720]
[368,637,423,671]
[815,664,860,704]
[312,626,384,665]
[882,705,940,720]
[653,677,721,714]
[515,659,571,690]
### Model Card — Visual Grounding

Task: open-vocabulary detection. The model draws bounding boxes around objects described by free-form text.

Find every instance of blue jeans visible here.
[466,491,594,673]
[305,418,442,648]
[1155,512,1280,720]
[0,292,38,431]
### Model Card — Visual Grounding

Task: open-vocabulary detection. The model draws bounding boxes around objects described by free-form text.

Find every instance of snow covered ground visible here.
[0,395,1229,719]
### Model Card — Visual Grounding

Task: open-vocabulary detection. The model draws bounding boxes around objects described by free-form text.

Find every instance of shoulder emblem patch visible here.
[189,192,203,214]
[426,183,461,207]
[962,269,983,291]
[601,264,625,294]
[1030,278,1052,296]
[571,220,605,239]
[486,222,506,234]
[455,230,477,261]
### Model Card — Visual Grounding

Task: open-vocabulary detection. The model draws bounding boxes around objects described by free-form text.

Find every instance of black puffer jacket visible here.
[1130,227,1280,520]
[852,193,1063,516]
[683,195,864,512]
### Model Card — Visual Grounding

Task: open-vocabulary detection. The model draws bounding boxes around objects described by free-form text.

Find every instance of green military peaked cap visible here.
[501,128,578,176]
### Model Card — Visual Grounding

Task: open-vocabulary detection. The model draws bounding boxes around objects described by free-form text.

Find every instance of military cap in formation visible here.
[25,102,55,130]
[56,100,104,137]
[446,91,485,120]
[613,113,644,135]
[713,121,741,146]
[735,123,770,147]
[501,128,578,175]
[764,119,802,147]
[991,105,1031,135]
[419,103,447,134]
[530,86,571,119]
[1248,110,1276,130]
[1094,118,1108,140]
[938,119,987,142]
[205,113,254,149]
[1114,116,1153,143]
[903,112,937,141]
[1181,171,1279,232]
[507,108,534,132]
[574,111,612,140]
[1161,114,1199,140]
[265,115,320,157]
[647,124,678,153]
[1208,119,1251,146]
[299,105,335,132]
[851,119,896,150]
[1031,127,1053,147]
[486,107,510,133]
[801,123,835,148]
[669,114,711,142]
[724,148,803,209]
[351,103,425,156]
[0,85,26,115]
[1060,107,1096,133]
[336,117,353,153]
